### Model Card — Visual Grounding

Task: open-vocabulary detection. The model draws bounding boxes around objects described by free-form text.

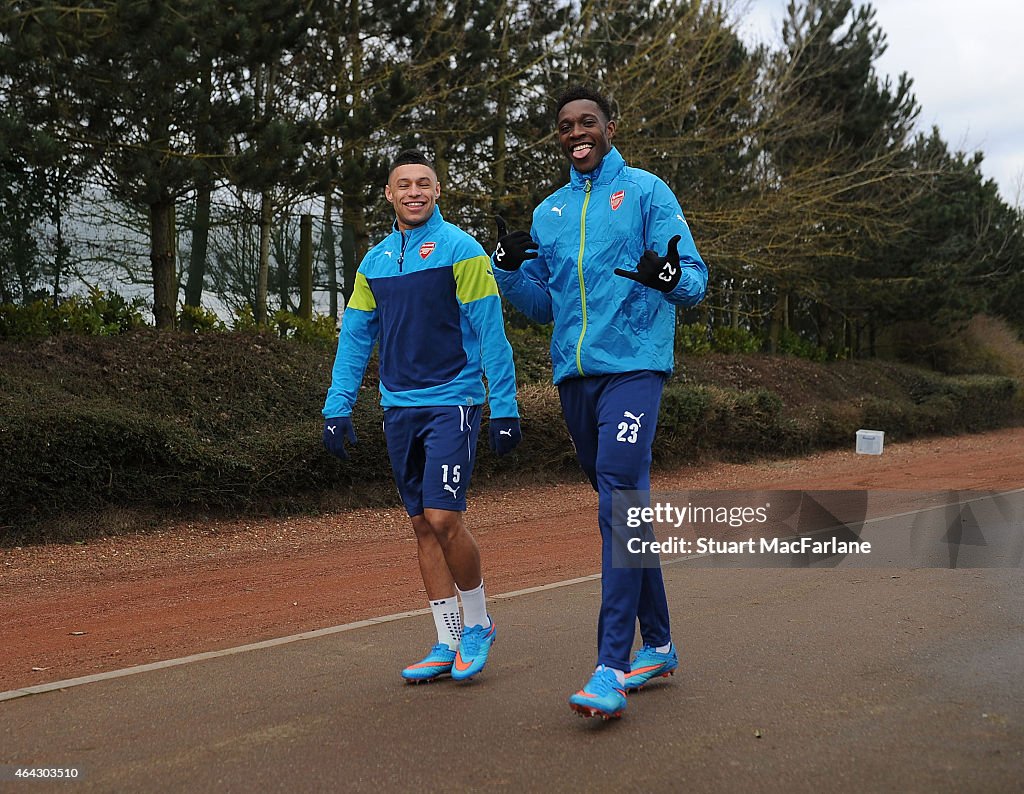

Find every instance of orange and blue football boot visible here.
[568,667,627,719]
[624,643,678,692]
[451,617,496,681]
[401,643,456,684]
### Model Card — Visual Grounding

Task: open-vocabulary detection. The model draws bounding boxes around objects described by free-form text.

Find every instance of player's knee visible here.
[422,509,463,546]
[410,514,437,541]
[598,472,647,495]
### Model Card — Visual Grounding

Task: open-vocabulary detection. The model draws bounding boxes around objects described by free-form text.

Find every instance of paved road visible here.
[3,552,1022,792]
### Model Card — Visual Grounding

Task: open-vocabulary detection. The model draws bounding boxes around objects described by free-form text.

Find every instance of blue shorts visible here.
[383,405,482,516]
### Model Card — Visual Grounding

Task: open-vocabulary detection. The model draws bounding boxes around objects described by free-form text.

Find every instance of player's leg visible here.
[593,371,677,693]
[384,407,461,683]
[592,372,670,667]
[419,406,495,680]
[421,509,482,594]
[627,556,677,692]
[419,404,484,596]
[421,508,495,680]
[559,377,628,717]
[410,513,458,600]
[557,376,600,491]
[562,373,658,672]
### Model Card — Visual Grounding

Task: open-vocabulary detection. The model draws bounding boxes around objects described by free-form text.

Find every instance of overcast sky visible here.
[734,0,1023,206]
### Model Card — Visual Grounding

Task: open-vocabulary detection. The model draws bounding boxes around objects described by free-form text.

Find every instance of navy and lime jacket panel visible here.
[323,207,519,419]
[492,147,708,385]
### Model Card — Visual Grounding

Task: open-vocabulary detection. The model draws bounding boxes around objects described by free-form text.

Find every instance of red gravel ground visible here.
[3,426,1023,692]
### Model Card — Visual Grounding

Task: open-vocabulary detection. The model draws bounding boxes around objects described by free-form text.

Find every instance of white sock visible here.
[457,580,489,629]
[596,664,626,686]
[429,596,462,650]
[656,642,672,654]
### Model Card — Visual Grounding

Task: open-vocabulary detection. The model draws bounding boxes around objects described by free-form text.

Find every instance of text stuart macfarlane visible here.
[627,536,872,556]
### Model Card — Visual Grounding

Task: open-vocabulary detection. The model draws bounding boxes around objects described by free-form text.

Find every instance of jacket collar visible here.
[569,146,626,189]
[391,205,444,242]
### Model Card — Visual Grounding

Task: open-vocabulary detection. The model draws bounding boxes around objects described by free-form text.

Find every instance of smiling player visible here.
[322,149,521,684]
[491,86,708,718]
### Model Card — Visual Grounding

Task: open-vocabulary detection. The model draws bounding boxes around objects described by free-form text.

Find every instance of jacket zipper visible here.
[397,231,408,272]
[575,178,592,377]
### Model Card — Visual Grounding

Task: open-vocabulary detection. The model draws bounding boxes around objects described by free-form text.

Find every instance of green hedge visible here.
[0,289,147,339]
[0,330,1019,545]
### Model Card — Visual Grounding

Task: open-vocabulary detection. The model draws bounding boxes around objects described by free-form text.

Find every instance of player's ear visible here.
[606,119,616,140]
[384,184,394,203]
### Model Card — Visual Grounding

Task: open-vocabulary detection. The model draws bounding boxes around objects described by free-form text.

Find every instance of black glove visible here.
[614,235,682,292]
[492,215,538,272]
[488,417,522,457]
[322,416,357,460]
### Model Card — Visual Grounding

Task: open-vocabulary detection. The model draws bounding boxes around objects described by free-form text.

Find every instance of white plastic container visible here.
[856,429,885,455]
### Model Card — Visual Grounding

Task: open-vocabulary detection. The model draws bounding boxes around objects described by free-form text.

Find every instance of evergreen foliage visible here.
[0,0,1021,348]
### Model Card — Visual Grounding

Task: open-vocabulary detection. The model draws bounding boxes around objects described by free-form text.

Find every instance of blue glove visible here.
[488,417,522,457]
[322,416,357,460]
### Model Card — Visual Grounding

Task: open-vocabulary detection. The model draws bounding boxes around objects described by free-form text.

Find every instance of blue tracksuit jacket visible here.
[493,147,707,384]
[323,207,519,419]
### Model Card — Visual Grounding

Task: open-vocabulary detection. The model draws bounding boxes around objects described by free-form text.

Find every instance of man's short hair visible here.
[389,148,435,176]
[555,86,615,123]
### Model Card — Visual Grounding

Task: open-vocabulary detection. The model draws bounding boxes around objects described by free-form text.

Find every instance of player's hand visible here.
[492,215,538,272]
[614,235,682,292]
[322,416,357,460]
[488,417,522,457]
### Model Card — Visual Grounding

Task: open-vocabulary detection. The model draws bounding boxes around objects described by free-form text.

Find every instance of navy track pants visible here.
[558,370,672,671]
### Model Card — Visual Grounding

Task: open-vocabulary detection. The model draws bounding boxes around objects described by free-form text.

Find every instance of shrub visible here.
[655,383,800,460]
[273,311,338,345]
[179,305,226,333]
[231,305,259,333]
[505,324,554,383]
[0,288,147,339]
[677,322,712,355]
[711,325,761,354]
[777,328,827,361]
[657,382,714,451]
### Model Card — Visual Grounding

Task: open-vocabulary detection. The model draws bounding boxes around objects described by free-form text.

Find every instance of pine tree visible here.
[0,3,96,304]
[762,0,922,353]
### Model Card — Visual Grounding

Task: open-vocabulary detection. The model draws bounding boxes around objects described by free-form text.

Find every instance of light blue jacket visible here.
[323,207,519,418]
[494,147,707,384]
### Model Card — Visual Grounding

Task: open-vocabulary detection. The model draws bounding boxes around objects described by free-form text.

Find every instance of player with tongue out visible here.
[491,85,708,719]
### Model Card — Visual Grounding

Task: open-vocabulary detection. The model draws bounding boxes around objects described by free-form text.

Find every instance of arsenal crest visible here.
[419,241,436,259]
[610,190,625,211]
